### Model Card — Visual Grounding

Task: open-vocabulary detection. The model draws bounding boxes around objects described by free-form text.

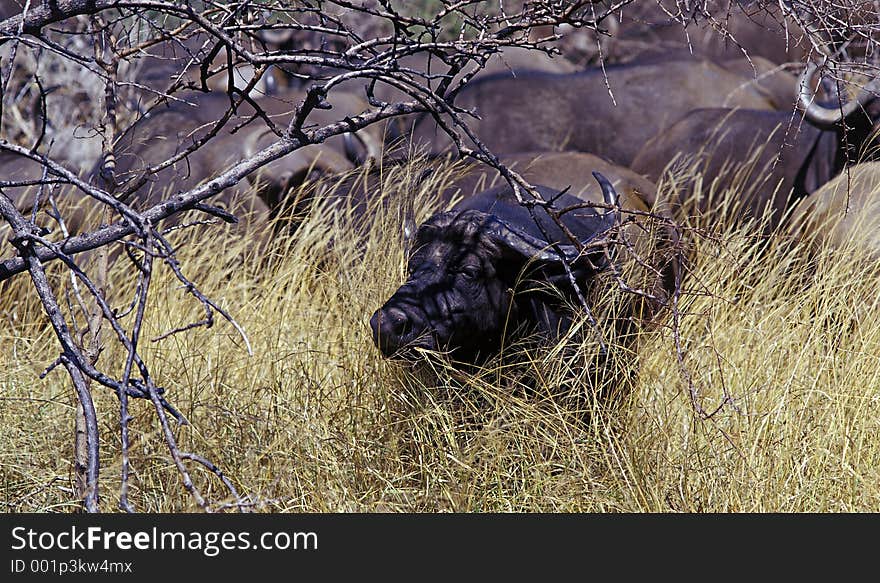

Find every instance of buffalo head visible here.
[370,173,621,363]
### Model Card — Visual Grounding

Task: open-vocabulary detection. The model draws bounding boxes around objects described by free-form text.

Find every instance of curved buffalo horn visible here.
[490,219,581,264]
[488,214,615,267]
[242,126,270,159]
[798,61,880,129]
[258,28,297,47]
[487,175,623,264]
[592,171,620,213]
[342,132,359,163]
[263,64,279,95]
[589,171,621,239]
[343,131,383,165]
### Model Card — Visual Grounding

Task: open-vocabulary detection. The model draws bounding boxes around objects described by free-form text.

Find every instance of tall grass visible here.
[2,157,880,512]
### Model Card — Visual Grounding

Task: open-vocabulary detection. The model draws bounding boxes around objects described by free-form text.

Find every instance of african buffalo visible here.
[715,56,815,109]
[448,151,660,210]
[409,58,790,166]
[629,65,880,231]
[373,26,580,148]
[107,87,382,230]
[370,167,677,364]
[3,86,373,265]
[787,161,880,256]
[0,1,19,20]
[123,31,289,112]
[630,107,832,231]
[297,151,660,240]
[240,87,385,214]
[604,0,812,66]
[106,91,270,236]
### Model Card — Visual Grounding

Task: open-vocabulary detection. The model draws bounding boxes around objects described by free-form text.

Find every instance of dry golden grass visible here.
[2,157,880,513]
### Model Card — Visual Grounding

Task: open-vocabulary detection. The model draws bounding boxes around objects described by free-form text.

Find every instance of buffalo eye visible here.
[457,264,481,280]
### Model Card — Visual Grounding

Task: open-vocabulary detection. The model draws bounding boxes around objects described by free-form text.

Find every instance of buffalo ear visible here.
[342,131,383,165]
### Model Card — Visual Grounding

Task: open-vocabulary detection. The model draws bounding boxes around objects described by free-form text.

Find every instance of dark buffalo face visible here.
[370,177,621,363]
[370,210,519,361]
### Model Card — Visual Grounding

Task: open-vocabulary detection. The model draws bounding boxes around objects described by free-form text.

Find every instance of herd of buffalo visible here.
[370,11,880,370]
[3,3,880,391]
